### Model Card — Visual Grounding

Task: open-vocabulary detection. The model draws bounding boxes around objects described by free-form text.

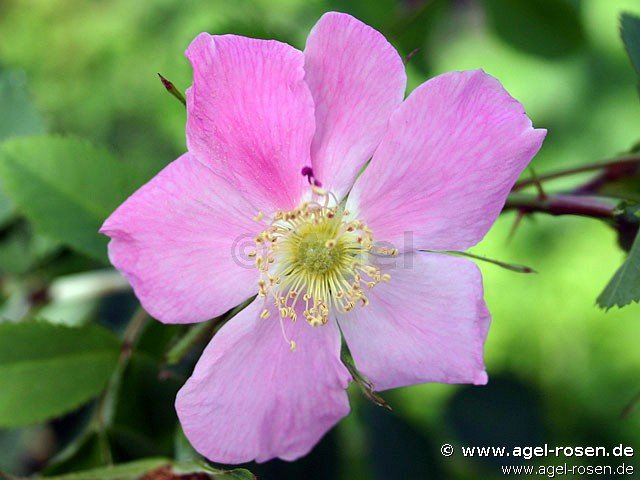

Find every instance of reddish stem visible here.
[503,193,617,219]
[512,156,640,192]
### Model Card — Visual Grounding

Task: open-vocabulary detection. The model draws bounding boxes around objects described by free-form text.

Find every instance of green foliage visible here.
[165,321,212,366]
[0,322,120,427]
[0,69,46,227]
[621,13,640,77]
[0,69,45,142]
[483,0,585,58]
[0,2,638,480]
[597,230,640,309]
[0,188,14,228]
[41,458,168,480]
[44,431,112,476]
[0,221,58,275]
[173,461,256,479]
[110,353,182,458]
[0,136,158,262]
[37,458,255,480]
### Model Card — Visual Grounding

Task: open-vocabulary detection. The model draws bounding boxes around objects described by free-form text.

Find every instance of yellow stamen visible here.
[251,187,395,339]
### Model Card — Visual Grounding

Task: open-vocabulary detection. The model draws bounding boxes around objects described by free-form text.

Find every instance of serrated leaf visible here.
[621,13,640,77]
[597,231,640,309]
[0,136,156,262]
[0,322,120,427]
[483,0,585,58]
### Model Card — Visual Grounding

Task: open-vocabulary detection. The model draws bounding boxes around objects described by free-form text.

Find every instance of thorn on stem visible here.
[525,166,548,200]
[507,210,527,244]
[403,47,420,65]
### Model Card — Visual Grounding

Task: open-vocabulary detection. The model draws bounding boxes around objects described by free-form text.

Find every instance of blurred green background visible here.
[0,0,639,479]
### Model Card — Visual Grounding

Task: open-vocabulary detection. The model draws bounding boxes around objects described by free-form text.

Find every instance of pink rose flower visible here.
[100,12,545,464]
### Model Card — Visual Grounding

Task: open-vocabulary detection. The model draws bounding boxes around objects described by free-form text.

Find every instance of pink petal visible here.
[100,154,258,324]
[338,252,490,391]
[176,299,351,463]
[304,12,406,199]
[348,70,546,251]
[185,33,316,212]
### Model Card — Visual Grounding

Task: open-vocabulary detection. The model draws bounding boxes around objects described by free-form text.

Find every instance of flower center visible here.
[251,187,395,344]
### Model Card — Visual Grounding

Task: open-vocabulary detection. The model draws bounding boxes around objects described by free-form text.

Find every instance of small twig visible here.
[504,193,617,219]
[164,296,254,366]
[90,307,149,464]
[512,156,640,191]
[120,306,149,361]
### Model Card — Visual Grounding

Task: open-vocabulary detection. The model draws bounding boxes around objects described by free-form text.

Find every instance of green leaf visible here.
[42,458,169,480]
[0,69,45,142]
[0,69,46,227]
[621,13,640,78]
[612,202,640,252]
[0,322,120,427]
[111,353,181,456]
[174,426,201,462]
[597,231,640,309]
[172,461,256,480]
[0,221,59,275]
[165,297,255,365]
[165,321,212,365]
[39,459,255,480]
[0,192,14,227]
[43,430,112,476]
[483,0,585,58]
[0,136,156,262]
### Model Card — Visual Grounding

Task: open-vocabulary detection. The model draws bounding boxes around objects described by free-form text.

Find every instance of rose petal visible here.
[186,33,316,212]
[176,299,351,463]
[100,153,258,324]
[338,252,489,391]
[304,12,406,199]
[348,70,546,251]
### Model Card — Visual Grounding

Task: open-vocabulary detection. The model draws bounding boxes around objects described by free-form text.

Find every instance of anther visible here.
[311,185,327,196]
[251,183,393,346]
